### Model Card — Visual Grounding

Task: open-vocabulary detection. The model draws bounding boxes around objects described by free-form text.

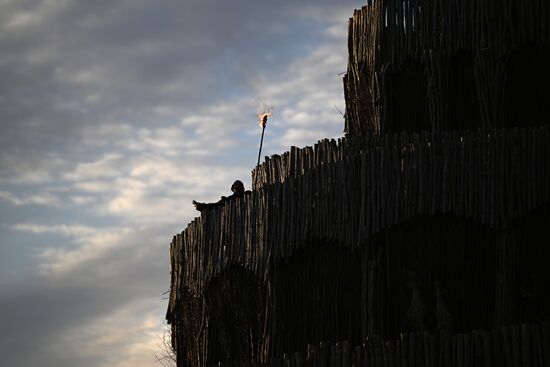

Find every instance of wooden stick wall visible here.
[167,126,550,366]
[166,1,550,365]
[343,0,550,136]
[168,125,550,300]
[265,322,550,367]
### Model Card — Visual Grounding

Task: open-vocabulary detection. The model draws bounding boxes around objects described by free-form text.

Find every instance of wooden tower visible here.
[166,1,550,365]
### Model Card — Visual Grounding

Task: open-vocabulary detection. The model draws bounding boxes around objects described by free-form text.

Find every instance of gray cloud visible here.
[0,226,169,367]
[0,0,364,366]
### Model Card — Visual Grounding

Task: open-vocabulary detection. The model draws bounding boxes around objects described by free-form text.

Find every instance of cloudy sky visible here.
[0,1,363,366]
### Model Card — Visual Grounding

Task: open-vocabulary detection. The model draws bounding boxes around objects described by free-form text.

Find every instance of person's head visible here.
[231,180,244,195]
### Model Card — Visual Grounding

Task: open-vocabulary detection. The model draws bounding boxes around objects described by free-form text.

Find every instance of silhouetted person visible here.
[193,180,247,212]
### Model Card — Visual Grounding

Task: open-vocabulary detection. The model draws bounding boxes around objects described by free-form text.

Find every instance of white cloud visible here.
[246,31,347,151]
[64,153,123,181]
[101,158,248,224]
[71,195,96,205]
[36,226,132,275]
[58,299,166,367]
[8,223,142,275]
[9,223,97,237]
[73,180,114,193]
[57,147,250,224]
[324,23,348,39]
[0,190,60,206]
[4,11,39,30]
[124,127,190,157]
[2,0,72,32]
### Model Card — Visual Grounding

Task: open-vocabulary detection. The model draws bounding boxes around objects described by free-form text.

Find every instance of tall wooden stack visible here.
[166,1,550,366]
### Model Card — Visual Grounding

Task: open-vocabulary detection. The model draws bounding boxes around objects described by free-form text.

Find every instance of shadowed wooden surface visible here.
[166,1,550,365]
[167,127,550,366]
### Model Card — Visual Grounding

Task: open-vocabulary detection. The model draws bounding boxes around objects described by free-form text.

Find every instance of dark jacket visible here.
[193,192,244,212]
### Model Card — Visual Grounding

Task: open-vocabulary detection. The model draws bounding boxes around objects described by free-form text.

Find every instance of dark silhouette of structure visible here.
[166,1,550,366]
